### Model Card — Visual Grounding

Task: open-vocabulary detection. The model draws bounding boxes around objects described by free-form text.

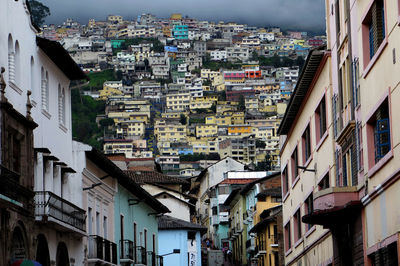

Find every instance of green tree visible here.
[256,139,266,148]
[238,95,245,111]
[180,114,187,125]
[28,0,50,26]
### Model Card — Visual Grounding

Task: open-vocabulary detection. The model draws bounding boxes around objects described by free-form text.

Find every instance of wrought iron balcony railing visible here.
[34,191,86,231]
[0,165,34,205]
[88,235,118,264]
[136,246,147,265]
[120,240,134,261]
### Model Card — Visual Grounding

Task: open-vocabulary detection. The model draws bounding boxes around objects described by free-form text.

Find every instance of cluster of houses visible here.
[5,0,400,266]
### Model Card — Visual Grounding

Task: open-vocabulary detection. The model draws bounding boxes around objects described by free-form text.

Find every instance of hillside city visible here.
[41,14,324,176]
[1,1,400,266]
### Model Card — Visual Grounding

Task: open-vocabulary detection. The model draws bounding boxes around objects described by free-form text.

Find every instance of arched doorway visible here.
[36,234,50,266]
[56,242,70,266]
[10,226,27,261]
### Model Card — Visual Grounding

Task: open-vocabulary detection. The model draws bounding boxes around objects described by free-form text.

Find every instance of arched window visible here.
[8,34,15,83]
[14,41,20,86]
[30,57,35,100]
[41,68,49,111]
[58,85,65,125]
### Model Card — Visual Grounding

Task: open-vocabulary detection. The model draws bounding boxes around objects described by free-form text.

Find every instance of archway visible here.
[10,226,27,261]
[56,242,70,266]
[36,234,50,266]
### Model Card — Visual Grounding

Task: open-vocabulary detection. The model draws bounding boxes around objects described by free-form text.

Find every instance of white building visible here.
[0,1,88,264]
[210,50,227,61]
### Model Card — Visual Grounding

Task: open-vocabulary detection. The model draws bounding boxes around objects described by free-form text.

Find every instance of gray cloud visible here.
[41,0,325,32]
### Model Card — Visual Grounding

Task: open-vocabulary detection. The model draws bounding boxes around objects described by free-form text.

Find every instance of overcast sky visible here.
[41,0,326,32]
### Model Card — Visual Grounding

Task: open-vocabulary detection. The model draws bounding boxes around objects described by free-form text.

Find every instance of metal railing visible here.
[147,251,156,266]
[88,235,118,264]
[0,165,34,203]
[120,240,134,261]
[136,246,147,265]
[34,191,86,231]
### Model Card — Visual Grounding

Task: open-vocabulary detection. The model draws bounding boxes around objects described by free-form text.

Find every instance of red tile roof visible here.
[219,178,256,185]
[124,170,189,185]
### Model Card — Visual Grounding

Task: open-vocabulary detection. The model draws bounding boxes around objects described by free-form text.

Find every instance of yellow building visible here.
[166,93,191,111]
[278,47,334,265]
[189,96,217,111]
[107,15,123,23]
[154,120,187,142]
[195,124,218,138]
[231,112,245,125]
[228,125,252,136]
[216,101,239,113]
[161,111,187,120]
[190,139,210,154]
[170,13,182,20]
[115,120,145,137]
[99,87,123,100]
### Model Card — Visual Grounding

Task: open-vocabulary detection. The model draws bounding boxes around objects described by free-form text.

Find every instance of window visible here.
[368,241,398,266]
[41,69,49,111]
[284,222,291,251]
[315,96,327,142]
[30,57,35,100]
[282,166,289,195]
[302,126,311,164]
[120,215,124,243]
[356,122,364,171]
[294,210,302,242]
[363,0,385,62]
[304,195,314,230]
[367,99,390,165]
[14,41,20,86]
[58,85,66,125]
[318,173,330,190]
[291,147,298,181]
[103,216,108,239]
[8,34,15,83]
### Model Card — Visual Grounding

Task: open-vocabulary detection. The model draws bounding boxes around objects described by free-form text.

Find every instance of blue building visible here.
[93,155,170,266]
[173,25,188,40]
[158,216,206,266]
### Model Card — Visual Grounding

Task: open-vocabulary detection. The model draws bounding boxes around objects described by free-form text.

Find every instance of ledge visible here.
[316,131,328,152]
[304,225,316,238]
[41,109,51,120]
[294,237,303,248]
[285,248,292,257]
[291,175,300,189]
[367,150,393,178]
[9,81,23,95]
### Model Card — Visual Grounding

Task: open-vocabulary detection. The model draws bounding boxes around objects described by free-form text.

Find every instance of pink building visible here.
[279,0,400,265]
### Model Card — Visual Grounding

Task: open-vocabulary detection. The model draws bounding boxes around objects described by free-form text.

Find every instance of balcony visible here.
[88,235,118,265]
[219,213,229,223]
[34,191,86,233]
[211,198,218,208]
[212,215,219,225]
[269,235,278,248]
[120,240,134,263]
[135,246,147,265]
[246,238,255,252]
[0,165,35,209]
[302,187,361,226]
[254,245,266,257]
[147,251,157,266]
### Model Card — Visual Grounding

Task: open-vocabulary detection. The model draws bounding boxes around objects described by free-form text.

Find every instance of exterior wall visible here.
[158,230,202,266]
[355,0,400,263]
[280,57,334,265]
[114,184,159,264]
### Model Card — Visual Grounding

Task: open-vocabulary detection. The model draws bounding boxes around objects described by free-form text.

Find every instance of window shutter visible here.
[351,145,358,186]
[335,149,340,186]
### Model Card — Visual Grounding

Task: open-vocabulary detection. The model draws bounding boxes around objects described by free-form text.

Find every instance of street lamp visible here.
[158,249,180,266]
